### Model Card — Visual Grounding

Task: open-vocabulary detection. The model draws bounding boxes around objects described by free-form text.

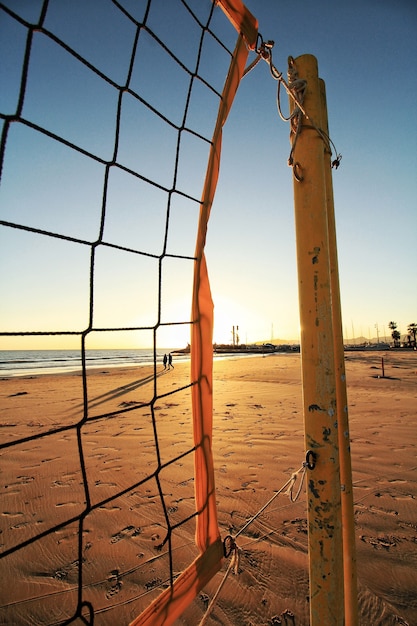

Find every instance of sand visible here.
[0,351,416,625]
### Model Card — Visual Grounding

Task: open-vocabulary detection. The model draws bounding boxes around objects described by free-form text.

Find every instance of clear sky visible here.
[207,0,417,345]
[1,0,416,350]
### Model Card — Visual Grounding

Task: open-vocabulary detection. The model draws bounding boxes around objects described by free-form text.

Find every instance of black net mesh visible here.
[0,1,239,623]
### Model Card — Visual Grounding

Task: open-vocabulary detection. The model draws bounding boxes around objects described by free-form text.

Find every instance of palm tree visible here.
[392,330,401,347]
[388,321,397,332]
[388,321,398,347]
[408,323,417,347]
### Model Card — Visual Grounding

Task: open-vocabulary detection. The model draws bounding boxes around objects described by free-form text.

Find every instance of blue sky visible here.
[1,0,416,349]
[206,0,417,344]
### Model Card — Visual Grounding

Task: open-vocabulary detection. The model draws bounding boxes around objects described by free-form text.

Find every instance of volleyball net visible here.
[0,0,258,624]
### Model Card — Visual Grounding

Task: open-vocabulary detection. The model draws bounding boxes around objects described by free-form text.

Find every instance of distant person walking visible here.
[168,353,174,369]
[163,354,167,369]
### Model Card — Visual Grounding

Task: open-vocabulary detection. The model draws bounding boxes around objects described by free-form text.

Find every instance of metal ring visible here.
[223,535,235,558]
[305,449,317,470]
[255,32,264,54]
[293,162,303,182]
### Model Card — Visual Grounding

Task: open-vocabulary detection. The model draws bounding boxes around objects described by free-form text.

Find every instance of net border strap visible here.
[130,2,257,623]
[216,0,258,49]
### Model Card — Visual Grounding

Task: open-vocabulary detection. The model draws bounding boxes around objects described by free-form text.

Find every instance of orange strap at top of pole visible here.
[215,0,258,50]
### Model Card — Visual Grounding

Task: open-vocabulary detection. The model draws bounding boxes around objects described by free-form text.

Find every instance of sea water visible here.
[0,347,265,378]
[0,349,180,377]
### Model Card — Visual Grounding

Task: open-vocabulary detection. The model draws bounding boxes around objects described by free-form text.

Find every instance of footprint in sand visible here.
[110,525,141,543]
[52,558,81,581]
[145,577,162,590]
[98,504,121,512]
[105,569,122,599]
[360,534,398,549]
[11,521,30,529]
[281,517,308,537]
[52,477,80,488]
[2,511,25,517]
[8,475,35,487]
[271,609,296,625]
[179,477,194,486]
[94,480,117,487]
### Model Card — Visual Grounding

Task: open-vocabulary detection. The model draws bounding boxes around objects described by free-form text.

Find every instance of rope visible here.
[198,543,240,626]
[235,464,306,539]
[198,463,307,624]
[244,38,342,178]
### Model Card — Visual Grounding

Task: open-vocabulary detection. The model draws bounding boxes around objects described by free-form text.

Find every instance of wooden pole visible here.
[320,79,358,626]
[289,54,344,625]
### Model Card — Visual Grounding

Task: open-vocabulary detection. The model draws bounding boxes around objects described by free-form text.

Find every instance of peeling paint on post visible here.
[320,77,358,624]
[289,54,344,625]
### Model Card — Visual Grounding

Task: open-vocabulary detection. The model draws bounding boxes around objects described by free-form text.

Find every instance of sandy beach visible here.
[0,351,416,625]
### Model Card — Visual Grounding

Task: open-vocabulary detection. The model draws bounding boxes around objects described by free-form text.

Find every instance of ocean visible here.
[0,347,263,378]
[0,349,184,378]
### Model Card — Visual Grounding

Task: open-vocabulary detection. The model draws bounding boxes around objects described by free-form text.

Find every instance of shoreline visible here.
[2,346,413,379]
[0,349,287,379]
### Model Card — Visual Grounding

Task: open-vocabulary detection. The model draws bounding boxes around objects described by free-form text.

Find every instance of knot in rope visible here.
[285,466,307,502]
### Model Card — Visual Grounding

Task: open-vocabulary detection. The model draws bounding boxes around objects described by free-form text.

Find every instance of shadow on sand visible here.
[68,368,172,414]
